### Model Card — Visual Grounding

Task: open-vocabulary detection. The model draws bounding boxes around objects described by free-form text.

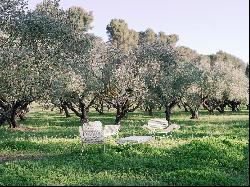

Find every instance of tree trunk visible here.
[114,109,121,125]
[100,100,104,114]
[202,99,214,115]
[0,100,32,128]
[80,107,89,124]
[114,115,122,125]
[95,106,104,115]
[148,107,153,116]
[62,102,70,118]
[165,105,171,124]
[18,112,26,121]
[208,109,214,115]
[107,105,111,112]
[181,102,189,112]
[9,110,18,128]
[114,105,128,125]
[64,107,70,118]
[164,100,179,124]
[114,107,124,125]
[231,103,237,112]
[183,105,189,112]
[190,109,199,119]
[230,99,240,112]
[217,104,225,113]
[59,107,63,114]
[112,97,142,125]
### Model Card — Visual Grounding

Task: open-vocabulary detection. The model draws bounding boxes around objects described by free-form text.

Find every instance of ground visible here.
[0,104,249,186]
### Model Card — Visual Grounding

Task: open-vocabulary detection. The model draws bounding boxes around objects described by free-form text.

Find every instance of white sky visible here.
[27,0,249,62]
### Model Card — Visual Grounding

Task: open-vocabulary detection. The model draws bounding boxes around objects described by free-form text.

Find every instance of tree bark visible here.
[9,110,18,128]
[59,107,63,114]
[231,102,237,112]
[79,100,89,124]
[18,112,26,121]
[217,103,225,113]
[99,99,104,114]
[95,105,104,115]
[164,100,179,124]
[190,109,199,119]
[165,105,171,123]
[114,106,125,125]
[202,99,215,115]
[65,95,98,124]
[148,107,153,116]
[114,99,141,125]
[114,114,122,125]
[229,99,240,112]
[61,101,70,118]
[7,100,31,128]
[183,105,189,112]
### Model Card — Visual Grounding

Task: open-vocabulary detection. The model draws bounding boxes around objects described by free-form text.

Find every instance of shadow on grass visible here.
[170,118,249,140]
[23,111,118,127]
[0,108,247,141]
[0,138,248,186]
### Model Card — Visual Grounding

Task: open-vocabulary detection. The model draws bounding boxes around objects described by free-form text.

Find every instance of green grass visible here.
[0,105,249,186]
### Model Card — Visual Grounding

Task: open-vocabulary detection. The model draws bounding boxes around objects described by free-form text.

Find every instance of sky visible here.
[27,0,249,63]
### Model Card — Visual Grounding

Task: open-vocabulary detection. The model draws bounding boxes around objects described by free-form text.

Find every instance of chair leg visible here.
[81,141,84,155]
[103,144,106,153]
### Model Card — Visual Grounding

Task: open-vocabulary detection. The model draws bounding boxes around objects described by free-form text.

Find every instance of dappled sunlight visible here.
[0,106,248,185]
[1,135,248,185]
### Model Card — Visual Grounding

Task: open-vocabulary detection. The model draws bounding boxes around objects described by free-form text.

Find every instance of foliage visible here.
[106,19,139,51]
[0,0,248,128]
[0,0,94,126]
[101,46,147,124]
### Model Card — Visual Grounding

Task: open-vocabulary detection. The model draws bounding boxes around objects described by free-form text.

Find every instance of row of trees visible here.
[0,0,249,128]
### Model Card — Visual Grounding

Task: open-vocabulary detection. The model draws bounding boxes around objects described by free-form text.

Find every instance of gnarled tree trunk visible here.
[165,105,171,123]
[0,99,32,128]
[65,95,97,124]
[165,100,179,124]
[190,109,199,119]
[147,106,153,116]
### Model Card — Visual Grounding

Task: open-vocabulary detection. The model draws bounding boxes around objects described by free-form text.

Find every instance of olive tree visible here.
[181,49,249,118]
[0,0,94,127]
[106,19,139,52]
[101,46,147,125]
[140,42,202,123]
[46,35,107,123]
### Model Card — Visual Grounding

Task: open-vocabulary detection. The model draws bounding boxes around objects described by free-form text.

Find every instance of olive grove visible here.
[0,0,248,128]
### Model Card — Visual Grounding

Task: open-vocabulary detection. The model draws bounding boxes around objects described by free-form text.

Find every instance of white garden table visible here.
[117,136,154,144]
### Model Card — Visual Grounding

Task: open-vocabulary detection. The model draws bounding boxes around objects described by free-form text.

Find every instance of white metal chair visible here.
[143,118,169,134]
[79,124,106,154]
[79,122,120,154]
[156,123,180,134]
[103,125,120,138]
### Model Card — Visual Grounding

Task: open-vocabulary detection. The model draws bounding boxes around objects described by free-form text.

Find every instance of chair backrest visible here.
[161,123,180,134]
[89,121,102,128]
[148,119,168,126]
[83,121,102,130]
[103,125,120,137]
[80,123,104,144]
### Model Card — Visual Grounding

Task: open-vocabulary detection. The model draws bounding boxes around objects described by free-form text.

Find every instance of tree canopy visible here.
[0,0,248,128]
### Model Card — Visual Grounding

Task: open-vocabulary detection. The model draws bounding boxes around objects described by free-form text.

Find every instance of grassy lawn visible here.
[0,105,249,186]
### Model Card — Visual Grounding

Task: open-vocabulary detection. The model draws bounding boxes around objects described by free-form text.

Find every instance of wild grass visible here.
[0,105,249,186]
